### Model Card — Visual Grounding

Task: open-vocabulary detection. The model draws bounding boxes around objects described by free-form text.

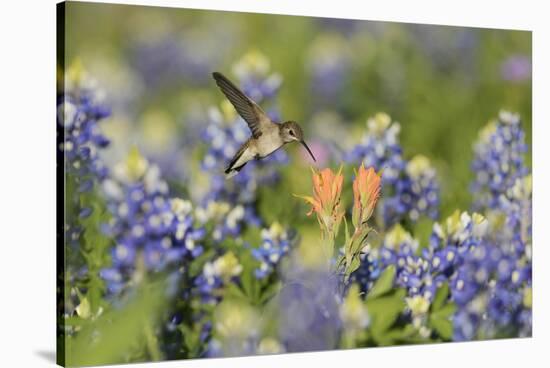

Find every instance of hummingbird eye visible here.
[289,130,295,136]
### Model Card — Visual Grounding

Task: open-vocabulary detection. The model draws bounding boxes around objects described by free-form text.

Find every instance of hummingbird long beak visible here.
[300,140,317,162]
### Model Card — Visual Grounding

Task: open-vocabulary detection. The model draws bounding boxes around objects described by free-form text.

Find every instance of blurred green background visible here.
[64,1,531,223]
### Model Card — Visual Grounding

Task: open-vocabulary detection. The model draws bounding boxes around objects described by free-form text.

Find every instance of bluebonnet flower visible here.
[129,27,233,89]
[129,35,183,88]
[277,267,341,352]
[100,148,205,294]
[471,111,528,211]
[461,112,532,339]
[58,65,111,179]
[349,213,489,339]
[306,34,351,106]
[403,155,440,221]
[405,294,433,338]
[346,113,404,186]
[471,112,531,261]
[194,251,243,304]
[346,113,440,227]
[314,18,363,36]
[427,211,487,277]
[409,26,478,75]
[195,201,247,243]
[250,222,292,279]
[348,247,381,295]
[497,175,532,255]
[231,50,283,104]
[380,224,441,301]
[426,208,531,340]
[452,239,531,340]
[59,61,111,242]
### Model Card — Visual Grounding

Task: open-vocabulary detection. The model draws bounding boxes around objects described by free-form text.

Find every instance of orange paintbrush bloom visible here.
[352,164,381,228]
[297,167,344,234]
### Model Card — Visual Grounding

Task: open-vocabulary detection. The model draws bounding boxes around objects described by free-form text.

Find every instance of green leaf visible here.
[345,255,361,280]
[367,265,396,300]
[240,267,255,299]
[259,281,282,304]
[432,302,457,318]
[344,215,350,247]
[413,217,434,252]
[66,279,168,366]
[350,227,370,255]
[366,288,406,341]
[224,282,248,301]
[431,282,450,311]
[375,324,418,346]
[429,315,454,340]
[179,322,205,358]
[64,316,89,328]
[335,255,345,271]
[428,295,456,341]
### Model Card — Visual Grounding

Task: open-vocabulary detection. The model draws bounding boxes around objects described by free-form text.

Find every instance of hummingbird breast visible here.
[255,126,283,158]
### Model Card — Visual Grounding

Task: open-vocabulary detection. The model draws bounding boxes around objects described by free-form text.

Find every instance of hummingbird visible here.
[212,72,317,179]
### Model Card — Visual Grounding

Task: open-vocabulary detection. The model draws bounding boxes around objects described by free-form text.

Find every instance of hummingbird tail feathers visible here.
[225,170,239,179]
[224,163,247,179]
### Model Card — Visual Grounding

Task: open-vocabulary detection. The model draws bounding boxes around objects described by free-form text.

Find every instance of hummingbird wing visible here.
[225,139,253,175]
[212,72,270,139]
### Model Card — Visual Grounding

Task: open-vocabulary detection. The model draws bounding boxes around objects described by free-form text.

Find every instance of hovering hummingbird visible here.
[212,72,317,179]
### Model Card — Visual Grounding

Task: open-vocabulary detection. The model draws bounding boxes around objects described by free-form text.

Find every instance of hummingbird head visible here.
[281,121,317,162]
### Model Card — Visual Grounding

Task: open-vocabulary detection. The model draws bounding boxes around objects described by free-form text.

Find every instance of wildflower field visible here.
[58,2,532,366]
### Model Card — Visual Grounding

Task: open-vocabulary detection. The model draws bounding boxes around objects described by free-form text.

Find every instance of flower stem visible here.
[144,320,161,361]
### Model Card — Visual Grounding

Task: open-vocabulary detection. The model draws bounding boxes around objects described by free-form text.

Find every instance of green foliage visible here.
[365,288,407,345]
[359,278,458,346]
[367,265,396,300]
[78,190,112,313]
[65,278,168,366]
[179,322,207,358]
[358,266,410,346]
[428,283,457,341]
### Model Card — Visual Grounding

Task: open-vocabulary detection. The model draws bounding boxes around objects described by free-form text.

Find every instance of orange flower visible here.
[296,167,344,233]
[352,164,381,228]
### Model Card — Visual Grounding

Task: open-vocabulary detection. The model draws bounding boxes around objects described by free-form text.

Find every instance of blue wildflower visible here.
[251,222,292,279]
[59,62,111,245]
[195,202,246,243]
[100,148,205,294]
[277,267,341,352]
[348,247,382,295]
[381,224,440,300]
[194,251,243,304]
[231,50,282,104]
[462,111,532,339]
[471,111,528,211]
[306,34,351,107]
[346,113,440,227]
[129,30,230,88]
